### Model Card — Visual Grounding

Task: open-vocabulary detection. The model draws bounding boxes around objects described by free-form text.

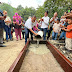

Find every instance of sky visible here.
[0,0,45,9]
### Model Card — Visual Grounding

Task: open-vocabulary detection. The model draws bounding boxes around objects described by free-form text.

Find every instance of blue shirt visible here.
[0,9,5,28]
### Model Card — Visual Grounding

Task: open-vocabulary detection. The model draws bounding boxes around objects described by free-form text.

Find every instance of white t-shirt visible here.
[25,18,36,29]
[4,16,11,26]
[50,17,58,27]
[53,23,61,33]
[41,16,50,28]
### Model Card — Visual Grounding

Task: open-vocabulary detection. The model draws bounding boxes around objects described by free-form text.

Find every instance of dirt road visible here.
[0,32,25,72]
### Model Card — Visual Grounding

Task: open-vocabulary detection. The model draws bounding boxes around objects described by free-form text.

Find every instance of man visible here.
[3,10,12,42]
[39,11,50,40]
[0,9,6,47]
[47,12,58,39]
[25,16,40,44]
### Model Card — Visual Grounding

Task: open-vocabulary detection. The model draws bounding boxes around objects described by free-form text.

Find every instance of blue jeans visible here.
[52,31,58,40]
[25,27,33,44]
[59,31,66,40]
[4,25,12,40]
[41,28,47,40]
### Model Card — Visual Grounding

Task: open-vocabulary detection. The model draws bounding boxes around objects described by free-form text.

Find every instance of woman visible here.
[13,13,22,41]
[3,10,12,42]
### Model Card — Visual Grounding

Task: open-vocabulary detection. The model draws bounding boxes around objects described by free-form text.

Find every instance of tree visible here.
[0,3,17,19]
[17,5,24,11]
[43,0,72,18]
[0,1,72,21]
[35,6,45,20]
[17,6,36,21]
[0,3,17,20]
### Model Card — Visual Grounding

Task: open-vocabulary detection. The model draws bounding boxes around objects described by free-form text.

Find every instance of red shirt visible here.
[66,24,72,38]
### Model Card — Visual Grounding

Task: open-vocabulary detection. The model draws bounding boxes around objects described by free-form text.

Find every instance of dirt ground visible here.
[0,32,25,72]
[0,32,64,72]
[19,44,64,72]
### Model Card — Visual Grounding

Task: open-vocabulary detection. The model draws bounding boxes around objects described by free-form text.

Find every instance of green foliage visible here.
[17,6,36,21]
[43,0,72,18]
[0,0,72,21]
[0,3,17,20]
[17,5,24,11]
[35,6,45,19]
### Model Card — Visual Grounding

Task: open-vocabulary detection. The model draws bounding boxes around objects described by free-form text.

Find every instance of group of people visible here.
[0,9,25,47]
[24,9,72,52]
[0,7,72,52]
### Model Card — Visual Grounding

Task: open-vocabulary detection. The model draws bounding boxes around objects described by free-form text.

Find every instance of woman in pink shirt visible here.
[13,13,22,41]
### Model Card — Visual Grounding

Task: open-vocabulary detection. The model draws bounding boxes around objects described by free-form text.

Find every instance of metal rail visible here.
[8,40,72,72]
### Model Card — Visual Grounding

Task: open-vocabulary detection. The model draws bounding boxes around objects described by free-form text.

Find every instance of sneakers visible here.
[0,44,6,47]
[0,42,5,44]
[6,40,8,42]
[16,40,18,41]
[3,42,5,44]
[10,39,13,41]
